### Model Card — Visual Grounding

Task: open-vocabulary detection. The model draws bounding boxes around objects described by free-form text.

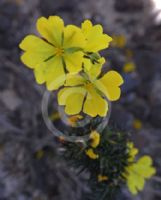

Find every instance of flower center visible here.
[55,48,64,56]
[85,83,93,90]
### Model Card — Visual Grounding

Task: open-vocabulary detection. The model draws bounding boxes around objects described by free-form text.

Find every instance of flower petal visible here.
[19,35,55,68]
[63,25,86,49]
[20,52,44,69]
[96,71,124,101]
[84,57,105,80]
[83,85,108,117]
[64,51,84,73]
[86,148,99,159]
[81,20,112,52]
[44,56,66,90]
[134,156,156,178]
[138,156,153,166]
[127,172,138,195]
[90,131,100,148]
[37,16,64,47]
[34,63,46,84]
[58,87,86,115]
[81,20,92,36]
[65,73,85,86]
[19,35,55,52]
[136,175,145,191]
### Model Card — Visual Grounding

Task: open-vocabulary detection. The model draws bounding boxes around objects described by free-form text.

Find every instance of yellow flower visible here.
[133,119,142,130]
[58,58,124,117]
[81,20,112,52]
[49,112,60,121]
[35,150,45,159]
[125,156,156,195]
[124,143,156,195]
[127,142,138,162]
[67,115,83,127]
[90,131,100,148]
[86,148,99,159]
[111,35,126,48]
[123,62,136,73]
[126,49,134,58]
[98,175,108,182]
[19,16,86,90]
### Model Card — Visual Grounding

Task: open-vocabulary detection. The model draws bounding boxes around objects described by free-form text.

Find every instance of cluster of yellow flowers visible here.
[124,142,156,195]
[19,16,123,117]
[85,133,156,195]
[19,16,155,196]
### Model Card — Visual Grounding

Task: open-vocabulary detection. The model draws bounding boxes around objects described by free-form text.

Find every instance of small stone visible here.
[114,0,144,12]
[121,73,140,94]
[0,90,22,111]
[126,97,150,120]
[150,78,161,105]
[0,2,18,17]
[150,105,161,128]
[0,16,11,32]
[135,52,157,81]
[39,0,75,17]
[0,69,10,90]
[110,105,134,131]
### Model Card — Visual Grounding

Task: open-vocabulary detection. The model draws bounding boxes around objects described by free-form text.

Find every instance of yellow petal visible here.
[34,63,46,84]
[96,71,124,101]
[36,16,64,47]
[64,51,84,73]
[85,148,99,159]
[81,20,92,36]
[127,142,139,162]
[81,20,112,52]
[20,52,46,69]
[45,56,66,90]
[138,156,153,166]
[83,58,91,71]
[67,115,83,127]
[63,25,86,49]
[136,175,145,191]
[98,175,108,182]
[128,148,139,162]
[134,156,156,178]
[84,57,105,80]
[127,173,138,195]
[58,87,86,115]
[141,167,156,178]
[83,84,108,117]
[19,35,54,51]
[65,73,85,86]
[19,35,55,68]
[90,131,100,148]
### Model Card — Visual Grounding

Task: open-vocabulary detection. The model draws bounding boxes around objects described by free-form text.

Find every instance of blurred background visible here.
[0,0,161,199]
